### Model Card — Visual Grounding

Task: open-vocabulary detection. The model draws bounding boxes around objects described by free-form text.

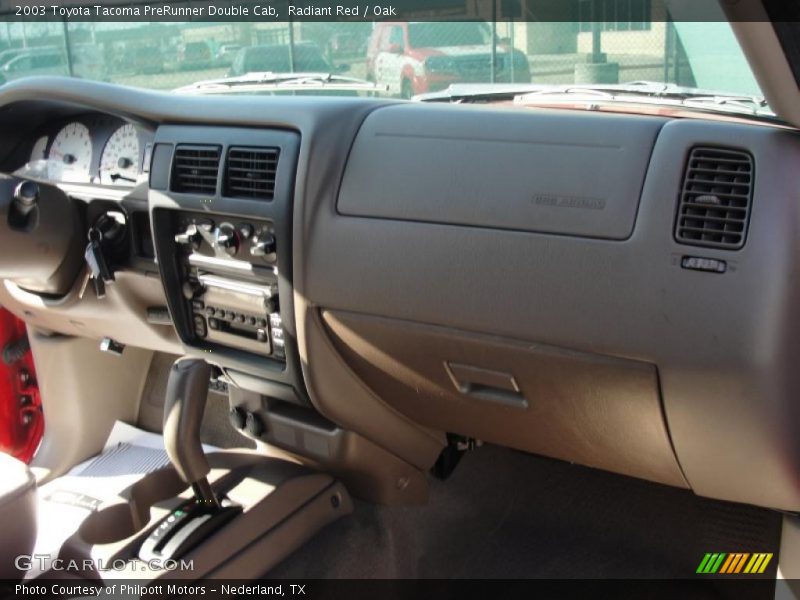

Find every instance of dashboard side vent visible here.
[675,147,754,250]
[224,147,280,200]
[171,145,221,194]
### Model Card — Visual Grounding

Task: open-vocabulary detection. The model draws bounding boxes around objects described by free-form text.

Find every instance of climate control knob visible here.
[174,224,201,249]
[250,233,276,258]
[214,223,239,256]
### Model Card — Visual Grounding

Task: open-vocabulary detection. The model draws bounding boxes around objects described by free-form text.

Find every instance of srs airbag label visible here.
[533,194,606,210]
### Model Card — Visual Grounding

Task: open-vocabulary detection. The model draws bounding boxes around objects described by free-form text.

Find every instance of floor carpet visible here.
[269,443,782,582]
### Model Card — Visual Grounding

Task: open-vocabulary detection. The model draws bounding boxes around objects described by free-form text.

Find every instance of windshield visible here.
[0,16,765,110]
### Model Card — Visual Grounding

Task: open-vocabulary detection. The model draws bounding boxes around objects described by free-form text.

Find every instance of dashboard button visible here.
[193,316,207,338]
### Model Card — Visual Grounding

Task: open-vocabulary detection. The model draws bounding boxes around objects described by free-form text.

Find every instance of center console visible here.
[25,356,352,586]
[148,125,308,407]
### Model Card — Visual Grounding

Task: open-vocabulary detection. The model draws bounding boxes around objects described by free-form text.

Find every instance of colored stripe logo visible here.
[696,553,773,574]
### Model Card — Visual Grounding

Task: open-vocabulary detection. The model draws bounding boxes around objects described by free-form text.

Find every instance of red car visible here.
[366,21,531,98]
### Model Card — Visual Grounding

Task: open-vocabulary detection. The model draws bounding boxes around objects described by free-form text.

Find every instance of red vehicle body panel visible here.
[0,308,42,462]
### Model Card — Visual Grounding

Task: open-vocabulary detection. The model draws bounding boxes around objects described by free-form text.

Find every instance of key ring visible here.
[87,228,103,243]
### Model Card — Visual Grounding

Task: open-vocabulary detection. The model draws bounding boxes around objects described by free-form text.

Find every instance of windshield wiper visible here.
[175,72,388,95]
[518,81,771,114]
[417,81,775,118]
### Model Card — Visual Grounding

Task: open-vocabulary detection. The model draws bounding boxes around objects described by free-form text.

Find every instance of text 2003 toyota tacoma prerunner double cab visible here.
[0,1,799,597]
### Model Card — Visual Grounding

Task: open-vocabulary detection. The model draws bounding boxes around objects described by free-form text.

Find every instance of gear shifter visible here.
[139,358,241,562]
[163,358,220,509]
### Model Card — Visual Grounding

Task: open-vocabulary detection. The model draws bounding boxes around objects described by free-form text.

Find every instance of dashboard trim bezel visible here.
[148,124,306,404]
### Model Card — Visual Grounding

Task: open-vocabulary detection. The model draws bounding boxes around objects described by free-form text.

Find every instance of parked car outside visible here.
[228,43,347,77]
[0,47,53,69]
[366,21,531,97]
[178,41,213,71]
[2,49,67,80]
[1,46,107,82]
[215,43,242,67]
[328,33,361,58]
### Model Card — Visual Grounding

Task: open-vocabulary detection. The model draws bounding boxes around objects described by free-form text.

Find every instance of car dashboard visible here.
[0,76,799,513]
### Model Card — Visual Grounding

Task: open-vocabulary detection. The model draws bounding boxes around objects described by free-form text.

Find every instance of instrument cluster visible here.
[25,114,153,187]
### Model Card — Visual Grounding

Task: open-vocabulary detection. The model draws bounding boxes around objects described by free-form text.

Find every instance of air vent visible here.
[171,145,221,194]
[224,147,280,200]
[675,147,754,250]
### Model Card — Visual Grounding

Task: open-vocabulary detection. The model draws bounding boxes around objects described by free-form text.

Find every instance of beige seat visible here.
[0,452,36,580]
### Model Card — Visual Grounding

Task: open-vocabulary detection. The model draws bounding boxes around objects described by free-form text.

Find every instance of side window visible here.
[368,27,382,54]
[9,56,31,72]
[388,26,404,51]
[379,26,404,51]
[33,54,63,69]
[232,51,244,74]
[378,28,391,51]
[243,52,255,73]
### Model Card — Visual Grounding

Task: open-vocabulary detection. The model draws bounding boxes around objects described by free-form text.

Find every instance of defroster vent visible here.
[224,147,280,200]
[171,145,221,194]
[675,147,754,250]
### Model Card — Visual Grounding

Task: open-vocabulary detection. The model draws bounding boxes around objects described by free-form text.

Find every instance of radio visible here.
[173,212,285,361]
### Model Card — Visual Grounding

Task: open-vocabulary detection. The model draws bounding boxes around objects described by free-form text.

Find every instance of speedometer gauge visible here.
[100,124,140,186]
[47,122,92,182]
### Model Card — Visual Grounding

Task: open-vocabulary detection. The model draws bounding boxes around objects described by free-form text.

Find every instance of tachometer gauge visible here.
[100,124,140,186]
[29,136,48,162]
[47,122,92,182]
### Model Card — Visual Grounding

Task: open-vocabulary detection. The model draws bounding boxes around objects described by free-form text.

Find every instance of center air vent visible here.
[224,147,280,200]
[171,145,221,194]
[675,147,754,250]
